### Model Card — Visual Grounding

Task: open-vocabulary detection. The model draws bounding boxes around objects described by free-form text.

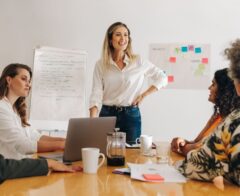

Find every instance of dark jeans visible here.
[99,105,141,145]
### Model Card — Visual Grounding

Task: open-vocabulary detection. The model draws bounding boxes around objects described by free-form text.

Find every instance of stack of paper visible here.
[127,163,186,183]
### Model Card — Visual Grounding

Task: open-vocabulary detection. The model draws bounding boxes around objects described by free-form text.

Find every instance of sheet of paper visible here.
[30,46,87,130]
[128,163,186,183]
[149,43,210,89]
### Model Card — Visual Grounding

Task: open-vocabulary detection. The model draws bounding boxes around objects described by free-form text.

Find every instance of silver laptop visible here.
[39,117,116,163]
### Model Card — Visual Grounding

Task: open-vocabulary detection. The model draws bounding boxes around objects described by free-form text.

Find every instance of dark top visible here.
[0,154,49,184]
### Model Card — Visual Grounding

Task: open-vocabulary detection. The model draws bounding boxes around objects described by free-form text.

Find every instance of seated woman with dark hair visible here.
[177,39,240,186]
[171,68,236,156]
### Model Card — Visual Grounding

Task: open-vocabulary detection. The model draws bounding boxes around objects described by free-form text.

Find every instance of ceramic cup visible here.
[81,148,105,174]
[136,135,153,156]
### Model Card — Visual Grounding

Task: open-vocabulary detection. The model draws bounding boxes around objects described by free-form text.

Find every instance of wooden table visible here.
[0,149,240,196]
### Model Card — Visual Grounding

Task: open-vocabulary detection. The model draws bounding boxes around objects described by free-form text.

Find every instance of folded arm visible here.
[37,136,65,152]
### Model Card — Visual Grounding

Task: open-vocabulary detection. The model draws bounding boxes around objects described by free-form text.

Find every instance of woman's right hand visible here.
[58,141,65,150]
[89,106,98,117]
[171,137,186,154]
[47,159,82,172]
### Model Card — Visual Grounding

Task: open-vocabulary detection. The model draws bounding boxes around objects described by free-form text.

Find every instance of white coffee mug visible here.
[136,135,152,156]
[81,148,105,174]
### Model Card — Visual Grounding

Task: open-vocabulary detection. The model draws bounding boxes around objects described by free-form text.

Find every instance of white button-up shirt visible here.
[0,97,41,159]
[90,56,168,109]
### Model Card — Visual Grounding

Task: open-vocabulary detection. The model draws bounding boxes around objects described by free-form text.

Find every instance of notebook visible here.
[38,117,116,163]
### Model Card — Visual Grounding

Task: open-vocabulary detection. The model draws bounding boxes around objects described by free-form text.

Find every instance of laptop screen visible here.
[63,117,116,162]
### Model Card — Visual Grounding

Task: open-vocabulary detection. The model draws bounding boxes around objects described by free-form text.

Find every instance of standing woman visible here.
[89,22,168,144]
[0,63,65,159]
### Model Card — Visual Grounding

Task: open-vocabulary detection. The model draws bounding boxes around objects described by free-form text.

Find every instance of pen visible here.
[112,171,130,175]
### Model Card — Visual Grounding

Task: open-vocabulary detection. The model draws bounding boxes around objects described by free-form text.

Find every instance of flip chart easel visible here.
[30,46,87,132]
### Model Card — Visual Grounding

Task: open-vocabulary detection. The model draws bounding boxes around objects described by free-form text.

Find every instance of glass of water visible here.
[155,141,170,164]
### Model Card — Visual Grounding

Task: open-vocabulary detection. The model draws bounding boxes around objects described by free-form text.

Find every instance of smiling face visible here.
[111,26,129,53]
[208,78,218,103]
[6,68,31,98]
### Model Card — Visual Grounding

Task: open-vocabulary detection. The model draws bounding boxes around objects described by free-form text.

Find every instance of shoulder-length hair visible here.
[0,63,32,127]
[101,22,138,69]
[214,68,236,117]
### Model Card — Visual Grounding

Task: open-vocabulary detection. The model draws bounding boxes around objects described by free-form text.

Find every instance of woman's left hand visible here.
[132,95,144,106]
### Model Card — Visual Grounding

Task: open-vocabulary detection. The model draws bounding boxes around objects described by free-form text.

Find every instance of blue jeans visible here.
[99,105,141,144]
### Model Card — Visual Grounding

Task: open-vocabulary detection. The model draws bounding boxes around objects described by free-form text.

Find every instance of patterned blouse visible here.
[178,109,240,186]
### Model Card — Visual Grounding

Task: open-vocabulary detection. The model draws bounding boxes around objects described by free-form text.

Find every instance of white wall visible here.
[0,0,240,141]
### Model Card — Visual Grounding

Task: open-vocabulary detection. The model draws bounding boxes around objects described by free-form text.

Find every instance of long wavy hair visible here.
[101,22,138,69]
[0,63,32,127]
[214,68,236,117]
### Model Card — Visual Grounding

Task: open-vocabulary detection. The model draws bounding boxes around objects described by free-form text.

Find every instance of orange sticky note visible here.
[143,174,164,181]
[202,58,208,64]
[169,57,176,63]
[168,75,174,83]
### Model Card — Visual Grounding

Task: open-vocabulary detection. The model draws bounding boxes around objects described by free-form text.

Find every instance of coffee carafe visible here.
[106,129,126,166]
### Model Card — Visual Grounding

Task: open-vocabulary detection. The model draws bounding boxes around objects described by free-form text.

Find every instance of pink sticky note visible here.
[168,75,174,83]
[143,174,164,181]
[202,58,208,64]
[169,57,176,63]
[188,45,194,51]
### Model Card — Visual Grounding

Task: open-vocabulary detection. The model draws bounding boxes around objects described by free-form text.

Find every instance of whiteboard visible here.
[30,46,87,131]
[149,43,210,89]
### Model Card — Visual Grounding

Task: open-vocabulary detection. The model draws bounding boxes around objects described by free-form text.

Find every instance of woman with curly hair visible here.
[0,63,66,159]
[177,39,240,186]
[171,68,236,156]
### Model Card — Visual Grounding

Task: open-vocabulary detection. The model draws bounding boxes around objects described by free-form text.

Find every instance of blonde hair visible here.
[101,22,138,69]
